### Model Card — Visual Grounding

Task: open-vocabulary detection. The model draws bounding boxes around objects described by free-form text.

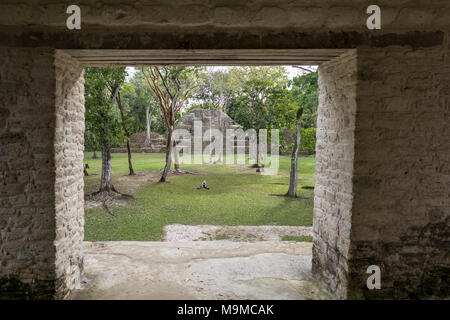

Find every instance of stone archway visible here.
[1,46,448,299]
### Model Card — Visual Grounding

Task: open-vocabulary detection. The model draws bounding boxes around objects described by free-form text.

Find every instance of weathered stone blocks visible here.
[0,48,84,299]
[314,47,449,299]
[0,0,449,300]
[313,50,357,299]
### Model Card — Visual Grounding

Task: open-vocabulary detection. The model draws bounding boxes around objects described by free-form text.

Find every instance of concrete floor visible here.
[69,241,330,300]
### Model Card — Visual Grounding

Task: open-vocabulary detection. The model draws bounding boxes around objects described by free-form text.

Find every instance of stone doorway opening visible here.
[62,49,354,299]
[1,49,358,300]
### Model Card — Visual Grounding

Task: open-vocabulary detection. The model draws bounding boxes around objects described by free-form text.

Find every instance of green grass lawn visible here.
[83,152,316,241]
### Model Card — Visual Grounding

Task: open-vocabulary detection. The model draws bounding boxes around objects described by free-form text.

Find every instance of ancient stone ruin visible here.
[113,108,243,154]
[176,108,243,155]
[112,132,167,154]
[0,1,448,300]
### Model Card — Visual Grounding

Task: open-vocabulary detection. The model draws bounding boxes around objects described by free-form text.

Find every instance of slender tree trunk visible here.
[167,108,179,172]
[117,93,135,175]
[287,108,303,198]
[125,141,134,175]
[216,110,226,163]
[251,134,259,168]
[160,125,173,182]
[145,106,153,146]
[251,115,259,167]
[208,111,213,163]
[99,86,119,193]
[164,127,171,159]
[217,111,223,163]
[100,131,113,192]
[92,150,98,159]
[256,136,259,167]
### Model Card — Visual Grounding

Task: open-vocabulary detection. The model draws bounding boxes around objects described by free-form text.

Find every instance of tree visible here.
[84,67,127,192]
[116,91,135,175]
[277,69,318,155]
[84,122,101,159]
[102,67,135,177]
[195,70,234,162]
[145,105,153,145]
[196,69,233,113]
[141,66,201,182]
[120,70,164,141]
[290,70,318,130]
[287,108,303,198]
[226,67,292,166]
[120,82,164,137]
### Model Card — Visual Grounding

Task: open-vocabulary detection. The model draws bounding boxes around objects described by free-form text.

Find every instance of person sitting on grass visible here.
[197,180,209,190]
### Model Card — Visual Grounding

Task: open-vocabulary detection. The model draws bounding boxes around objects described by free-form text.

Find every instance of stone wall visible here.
[314,47,450,299]
[0,48,58,299]
[0,48,84,299]
[0,0,449,300]
[53,51,85,299]
[111,132,167,153]
[313,50,357,299]
[0,1,447,49]
[176,108,243,155]
[348,47,450,299]
[112,109,245,155]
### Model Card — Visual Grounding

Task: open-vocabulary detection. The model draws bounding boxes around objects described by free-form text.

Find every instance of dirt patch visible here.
[115,169,196,194]
[84,192,127,210]
[84,170,196,210]
[115,170,162,194]
[164,224,313,242]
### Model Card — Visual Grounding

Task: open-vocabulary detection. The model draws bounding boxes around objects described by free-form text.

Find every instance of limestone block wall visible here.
[111,132,167,153]
[314,47,450,299]
[53,51,85,299]
[348,47,450,299]
[0,1,447,49]
[176,108,244,155]
[313,50,357,299]
[0,48,58,299]
[0,0,449,300]
[0,48,84,299]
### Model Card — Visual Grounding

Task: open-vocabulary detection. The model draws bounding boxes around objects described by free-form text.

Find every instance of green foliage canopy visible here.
[84,66,318,153]
[84,67,128,150]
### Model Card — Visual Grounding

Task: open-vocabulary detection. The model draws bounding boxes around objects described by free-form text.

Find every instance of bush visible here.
[301,127,316,151]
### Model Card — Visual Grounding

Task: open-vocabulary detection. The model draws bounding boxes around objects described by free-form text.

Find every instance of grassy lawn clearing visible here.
[83,152,316,241]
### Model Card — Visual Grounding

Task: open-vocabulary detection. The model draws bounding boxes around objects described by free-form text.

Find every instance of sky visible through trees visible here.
[125,66,318,112]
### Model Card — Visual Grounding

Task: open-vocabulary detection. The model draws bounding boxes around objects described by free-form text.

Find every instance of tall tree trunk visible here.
[160,125,173,182]
[217,111,223,163]
[251,134,259,168]
[99,86,119,193]
[116,93,135,176]
[251,114,259,167]
[208,111,213,163]
[92,150,98,159]
[145,106,153,146]
[164,127,171,159]
[256,136,259,167]
[287,108,303,198]
[100,129,113,192]
[125,140,134,175]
